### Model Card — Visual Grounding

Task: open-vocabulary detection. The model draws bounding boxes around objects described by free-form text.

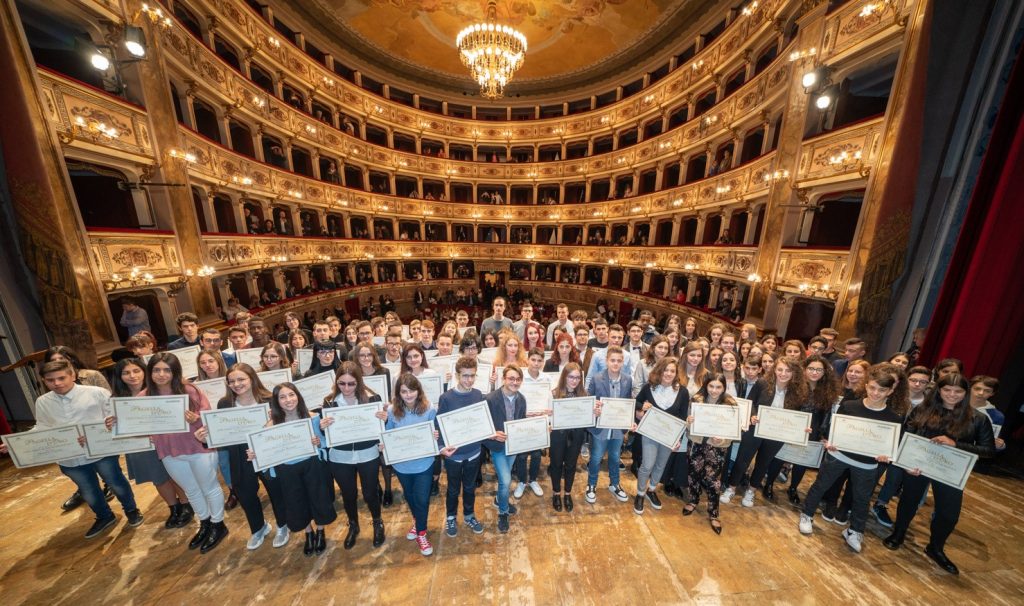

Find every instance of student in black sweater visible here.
[883,374,996,574]
[798,364,909,554]
[436,356,488,537]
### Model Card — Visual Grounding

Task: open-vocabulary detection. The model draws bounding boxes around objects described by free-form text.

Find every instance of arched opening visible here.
[393,133,416,153]
[631,224,650,246]
[593,136,613,155]
[368,172,390,194]
[269,206,293,235]
[67,162,141,229]
[702,215,723,245]
[350,216,369,239]
[510,226,532,244]
[109,291,166,345]
[291,146,313,177]
[559,264,579,284]
[320,157,341,184]
[228,120,254,157]
[395,176,418,197]
[298,210,321,236]
[173,3,203,38]
[586,225,607,245]
[617,127,639,149]
[740,127,766,164]
[250,63,275,95]
[638,169,657,195]
[693,89,717,118]
[190,187,208,232]
[627,270,643,292]
[282,84,305,110]
[425,222,447,241]
[241,201,264,235]
[343,165,364,189]
[655,220,673,246]
[685,154,708,183]
[584,266,602,285]
[724,68,746,97]
[663,162,681,188]
[563,225,583,246]
[213,35,240,71]
[192,98,221,143]
[805,192,864,247]
[566,141,588,159]
[679,218,698,245]
[668,104,689,129]
[786,299,836,343]
[754,44,778,76]
[643,118,664,139]
[403,261,423,280]
[397,221,421,240]
[565,182,585,204]
[428,262,448,279]
[311,101,334,126]
[372,219,394,240]
[325,213,344,238]
[710,142,735,175]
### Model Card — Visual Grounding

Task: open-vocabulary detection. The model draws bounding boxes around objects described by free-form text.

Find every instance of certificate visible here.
[636,407,686,449]
[111,395,189,437]
[596,398,635,430]
[234,347,264,367]
[201,404,271,448]
[380,421,439,465]
[419,374,444,406]
[520,380,552,414]
[428,355,457,378]
[322,403,384,447]
[437,401,495,449]
[827,414,901,460]
[504,416,550,456]
[689,403,741,441]
[81,422,153,458]
[734,397,753,431]
[257,369,292,392]
[296,348,314,373]
[292,371,335,410]
[479,347,498,363]
[542,372,562,386]
[754,407,812,445]
[551,396,596,430]
[169,345,201,379]
[473,362,494,393]
[776,441,826,468]
[247,419,316,472]
[2,426,84,468]
[192,377,227,403]
[992,424,1002,439]
[363,374,390,401]
[382,363,402,392]
[894,433,979,490]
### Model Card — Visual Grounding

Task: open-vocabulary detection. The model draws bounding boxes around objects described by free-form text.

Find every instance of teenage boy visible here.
[546,304,574,347]
[720,355,767,503]
[513,348,547,499]
[420,320,437,351]
[437,357,488,536]
[482,366,528,533]
[168,312,200,349]
[586,324,631,391]
[480,297,514,336]
[585,346,633,504]
[512,302,534,341]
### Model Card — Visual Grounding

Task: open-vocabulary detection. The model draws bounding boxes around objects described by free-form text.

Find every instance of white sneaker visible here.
[843,528,863,553]
[529,481,544,497]
[608,485,629,502]
[585,485,597,504]
[798,514,814,535]
[741,488,755,508]
[247,522,271,550]
[513,482,526,499]
[272,525,290,548]
[720,487,735,504]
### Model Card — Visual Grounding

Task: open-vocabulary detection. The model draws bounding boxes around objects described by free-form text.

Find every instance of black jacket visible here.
[482,388,527,452]
[906,408,997,459]
[634,383,689,421]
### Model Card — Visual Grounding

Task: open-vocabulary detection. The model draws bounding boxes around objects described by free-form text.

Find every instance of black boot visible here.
[175,503,195,528]
[344,520,360,550]
[315,528,327,555]
[303,531,315,556]
[165,504,182,529]
[372,519,385,548]
[200,521,229,554]
[925,543,959,575]
[787,487,801,507]
[189,520,212,550]
[762,484,774,502]
[883,527,907,551]
[382,490,394,508]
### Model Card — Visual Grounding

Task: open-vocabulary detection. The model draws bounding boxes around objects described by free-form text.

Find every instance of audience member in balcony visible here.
[624,185,633,198]
[481,192,492,204]
[342,117,356,135]
[492,191,504,205]
[275,210,290,236]
[324,162,340,185]
[244,208,261,234]
[424,191,435,201]
[261,219,274,234]
[223,298,248,319]
[119,298,151,338]
[287,91,303,109]
[715,230,733,245]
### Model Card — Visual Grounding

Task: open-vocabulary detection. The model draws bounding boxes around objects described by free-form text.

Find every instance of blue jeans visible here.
[217,449,232,487]
[396,468,434,533]
[587,435,622,487]
[60,456,136,521]
[489,448,514,514]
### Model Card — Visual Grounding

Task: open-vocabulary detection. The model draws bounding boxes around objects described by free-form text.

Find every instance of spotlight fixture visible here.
[124,26,147,58]
[801,71,818,89]
[77,38,110,71]
[815,86,838,110]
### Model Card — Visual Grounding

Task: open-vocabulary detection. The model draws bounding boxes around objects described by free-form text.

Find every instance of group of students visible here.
[4,299,1004,573]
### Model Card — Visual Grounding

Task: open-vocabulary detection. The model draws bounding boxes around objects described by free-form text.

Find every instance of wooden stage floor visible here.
[1,456,1022,605]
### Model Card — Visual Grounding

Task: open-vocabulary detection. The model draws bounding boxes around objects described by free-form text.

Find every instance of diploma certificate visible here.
[247,419,316,472]
[437,401,495,449]
[541,372,562,386]
[363,374,390,402]
[81,422,153,458]
[322,403,385,447]
[992,424,1002,439]
[551,396,596,430]
[2,426,84,468]
[478,347,498,363]
[519,381,553,414]
[296,349,314,373]
[894,433,979,490]
[192,378,227,404]
[754,407,812,445]
[776,441,826,468]
[636,407,686,449]
[111,395,190,437]
[596,398,636,430]
[827,414,901,460]
[234,347,264,368]
[201,404,271,448]
[169,345,201,379]
[257,369,292,392]
[419,374,444,406]
[689,404,742,441]
[504,416,550,456]
[382,363,402,393]
[734,397,753,431]
[292,372,335,410]
[473,363,494,393]
[380,421,439,465]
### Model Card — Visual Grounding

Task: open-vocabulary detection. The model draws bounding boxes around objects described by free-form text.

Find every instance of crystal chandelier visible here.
[456,1,527,99]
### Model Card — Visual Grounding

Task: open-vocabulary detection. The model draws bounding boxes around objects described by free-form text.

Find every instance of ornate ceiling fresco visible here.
[285,0,726,98]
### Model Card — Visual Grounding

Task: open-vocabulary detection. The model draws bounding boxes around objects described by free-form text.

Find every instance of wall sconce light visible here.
[103,267,154,291]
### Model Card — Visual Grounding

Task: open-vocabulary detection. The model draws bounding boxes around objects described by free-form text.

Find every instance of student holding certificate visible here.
[482,365,528,534]
[883,374,996,574]
[137,353,227,553]
[683,375,737,534]
[437,357,489,537]
[544,333,581,374]
[400,344,442,495]
[585,346,633,505]
[353,342,392,391]
[386,374,440,556]
[513,348,548,500]
[195,364,289,551]
[319,362,387,550]
[633,358,689,515]
[548,363,591,512]
[798,364,908,554]
[194,349,237,511]
[259,342,296,380]
[251,383,335,556]
[0,361,141,539]
[491,333,528,388]
[664,343,708,499]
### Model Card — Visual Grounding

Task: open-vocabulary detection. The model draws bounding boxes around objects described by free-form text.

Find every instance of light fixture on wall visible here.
[168,265,215,297]
[103,267,155,291]
[798,282,839,300]
[456,1,527,99]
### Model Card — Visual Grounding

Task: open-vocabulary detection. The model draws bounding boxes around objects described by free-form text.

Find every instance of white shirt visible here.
[34,384,111,467]
[652,384,678,410]
[771,387,786,408]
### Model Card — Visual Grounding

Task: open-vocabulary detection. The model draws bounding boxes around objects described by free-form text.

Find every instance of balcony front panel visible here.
[775,248,851,296]
[87,230,183,286]
[796,116,884,185]
[822,0,911,63]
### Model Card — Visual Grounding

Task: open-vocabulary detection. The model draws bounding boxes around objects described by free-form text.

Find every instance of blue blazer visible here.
[587,371,633,439]
[482,388,527,453]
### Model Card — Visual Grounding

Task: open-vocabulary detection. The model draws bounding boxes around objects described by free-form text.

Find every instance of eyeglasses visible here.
[505,377,523,383]
[337,381,357,387]
[459,373,477,379]
[806,367,825,373]
[908,378,929,385]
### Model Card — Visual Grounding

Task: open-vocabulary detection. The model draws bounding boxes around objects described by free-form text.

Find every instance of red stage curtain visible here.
[922,51,1024,377]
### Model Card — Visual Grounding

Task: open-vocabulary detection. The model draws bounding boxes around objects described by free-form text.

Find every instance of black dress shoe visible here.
[664,482,677,497]
[303,532,315,556]
[710,518,723,535]
[787,487,801,506]
[883,527,906,550]
[552,495,563,512]
[165,504,182,529]
[372,519,385,548]
[762,484,775,501]
[682,504,697,516]
[200,521,229,554]
[925,544,959,574]
[224,490,239,511]
[62,490,85,512]
[382,491,394,508]
[564,495,574,512]
[175,503,195,528]
[189,520,212,550]
[314,528,327,555]
[344,522,360,550]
